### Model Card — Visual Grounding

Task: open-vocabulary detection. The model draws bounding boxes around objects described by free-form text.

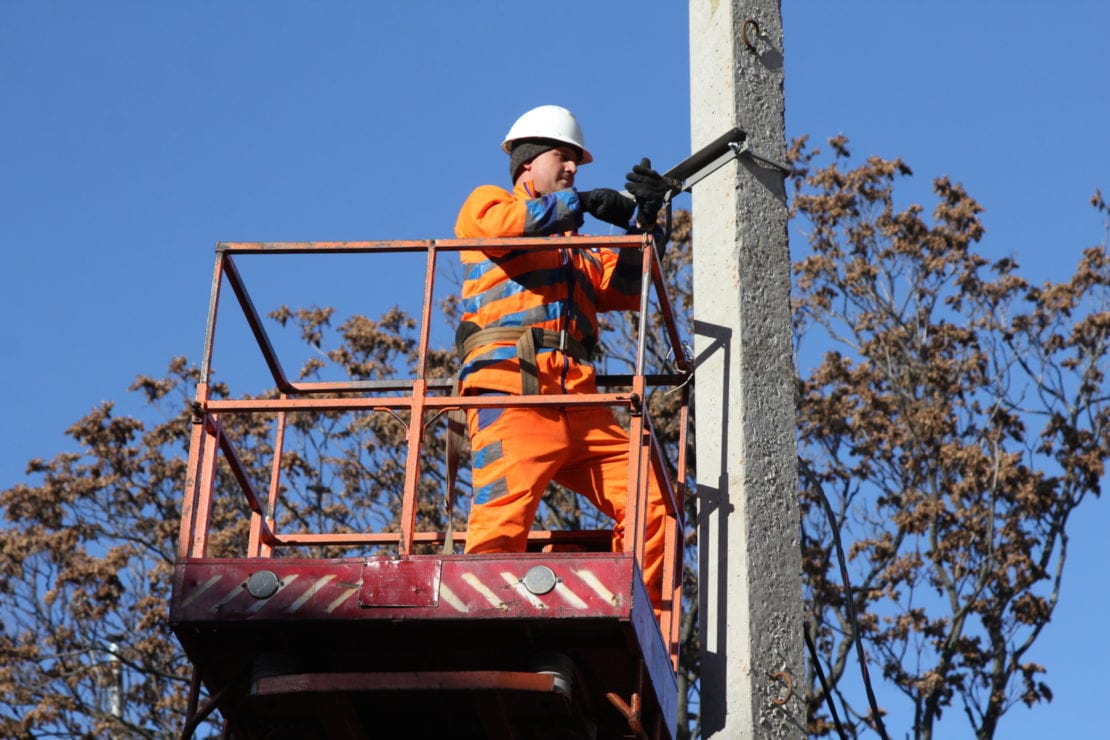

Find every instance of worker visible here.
[453,105,673,615]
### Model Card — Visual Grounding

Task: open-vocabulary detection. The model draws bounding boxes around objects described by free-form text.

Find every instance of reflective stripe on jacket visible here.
[454,179,643,394]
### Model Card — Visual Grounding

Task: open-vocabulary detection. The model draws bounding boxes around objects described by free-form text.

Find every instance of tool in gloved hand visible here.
[579,188,637,228]
[625,158,671,228]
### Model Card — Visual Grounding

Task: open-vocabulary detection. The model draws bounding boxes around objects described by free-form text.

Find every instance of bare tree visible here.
[791,137,1109,738]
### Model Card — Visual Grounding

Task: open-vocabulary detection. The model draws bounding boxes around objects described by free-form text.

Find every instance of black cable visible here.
[799,457,891,740]
[804,624,849,740]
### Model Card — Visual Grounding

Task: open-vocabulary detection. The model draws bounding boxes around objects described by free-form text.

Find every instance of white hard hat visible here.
[500,105,593,164]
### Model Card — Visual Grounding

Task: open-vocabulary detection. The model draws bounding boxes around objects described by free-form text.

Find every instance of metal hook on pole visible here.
[741,18,761,54]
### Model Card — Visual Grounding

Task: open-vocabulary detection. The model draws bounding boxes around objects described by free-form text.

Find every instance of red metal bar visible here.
[208,415,265,520]
[669,390,690,665]
[443,235,649,252]
[253,670,559,695]
[179,676,238,740]
[619,235,651,577]
[198,255,225,388]
[625,382,648,567]
[635,236,653,378]
[262,374,680,397]
[628,238,653,569]
[277,378,453,394]
[249,405,287,557]
[644,414,680,520]
[178,415,208,560]
[202,391,635,414]
[650,244,689,373]
[262,407,288,556]
[189,414,223,558]
[415,244,438,379]
[218,240,435,254]
[398,379,427,555]
[675,388,690,506]
[221,254,291,393]
[217,236,648,255]
[266,529,613,549]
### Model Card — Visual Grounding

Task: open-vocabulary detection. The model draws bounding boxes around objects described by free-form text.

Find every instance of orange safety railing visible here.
[178,235,691,656]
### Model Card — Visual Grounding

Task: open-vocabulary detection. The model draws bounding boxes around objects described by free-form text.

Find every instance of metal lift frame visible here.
[171,235,691,739]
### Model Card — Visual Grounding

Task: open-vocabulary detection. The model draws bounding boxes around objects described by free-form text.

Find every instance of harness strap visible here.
[442,326,593,549]
[459,327,590,396]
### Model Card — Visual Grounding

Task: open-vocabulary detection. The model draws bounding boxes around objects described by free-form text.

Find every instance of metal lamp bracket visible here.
[663,127,790,195]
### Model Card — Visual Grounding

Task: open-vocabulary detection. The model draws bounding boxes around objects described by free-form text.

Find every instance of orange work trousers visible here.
[464,400,668,613]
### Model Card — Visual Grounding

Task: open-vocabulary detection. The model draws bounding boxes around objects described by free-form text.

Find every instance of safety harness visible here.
[458,326,591,395]
[441,326,593,554]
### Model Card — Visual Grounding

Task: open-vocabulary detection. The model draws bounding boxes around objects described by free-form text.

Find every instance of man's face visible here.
[521,146,579,194]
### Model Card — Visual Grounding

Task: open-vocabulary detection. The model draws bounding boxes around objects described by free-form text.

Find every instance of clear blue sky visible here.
[2,2,1106,737]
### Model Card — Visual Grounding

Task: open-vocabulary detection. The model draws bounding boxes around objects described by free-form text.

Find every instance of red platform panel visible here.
[171,552,638,623]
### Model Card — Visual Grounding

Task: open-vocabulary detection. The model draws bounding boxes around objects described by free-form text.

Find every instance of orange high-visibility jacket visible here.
[454,179,643,394]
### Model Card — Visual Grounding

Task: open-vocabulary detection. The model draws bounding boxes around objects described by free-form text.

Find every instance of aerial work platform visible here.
[170,237,690,739]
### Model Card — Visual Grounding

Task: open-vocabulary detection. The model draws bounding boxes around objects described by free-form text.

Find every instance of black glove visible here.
[625,157,669,228]
[579,188,636,228]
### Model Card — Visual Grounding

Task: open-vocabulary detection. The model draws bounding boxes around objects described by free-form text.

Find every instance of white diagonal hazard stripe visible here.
[181,575,221,608]
[285,574,335,613]
[439,583,469,613]
[501,571,545,609]
[325,587,358,613]
[462,572,507,609]
[573,568,617,605]
[212,579,252,612]
[554,582,588,609]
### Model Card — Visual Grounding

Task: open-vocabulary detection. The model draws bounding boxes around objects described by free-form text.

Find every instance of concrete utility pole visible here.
[688,0,804,736]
